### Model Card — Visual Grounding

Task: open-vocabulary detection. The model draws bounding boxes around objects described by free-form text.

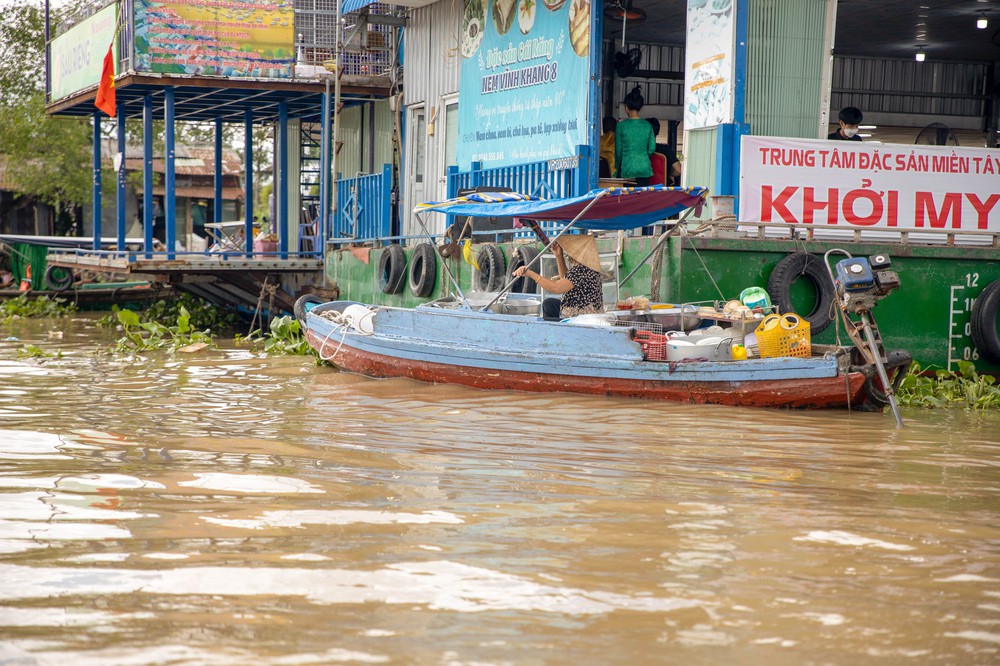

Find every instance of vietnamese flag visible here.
[94,44,116,117]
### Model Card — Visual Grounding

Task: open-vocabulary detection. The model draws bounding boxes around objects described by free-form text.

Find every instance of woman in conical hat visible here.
[513,233,604,320]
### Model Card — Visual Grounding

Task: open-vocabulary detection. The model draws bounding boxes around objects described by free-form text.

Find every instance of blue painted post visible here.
[587,0,602,190]
[380,163,392,239]
[731,0,751,216]
[116,102,126,252]
[278,100,288,259]
[446,165,458,198]
[92,111,102,251]
[164,86,176,259]
[244,108,254,258]
[214,118,223,224]
[143,94,153,258]
[319,88,331,256]
[470,161,482,189]
[573,145,590,197]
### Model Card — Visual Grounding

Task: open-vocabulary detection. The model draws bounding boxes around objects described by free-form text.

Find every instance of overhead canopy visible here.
[341,0,379,13]
[415,186,708,231]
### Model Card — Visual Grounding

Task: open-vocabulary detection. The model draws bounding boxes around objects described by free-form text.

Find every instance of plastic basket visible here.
[756,314,812,358]
[633,330,667,361]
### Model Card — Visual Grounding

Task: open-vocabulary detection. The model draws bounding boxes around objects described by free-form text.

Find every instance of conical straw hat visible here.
[556,234,602,273]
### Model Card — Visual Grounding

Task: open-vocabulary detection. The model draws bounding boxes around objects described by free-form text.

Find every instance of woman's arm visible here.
[512,266,573,294]
[646,126,655,156]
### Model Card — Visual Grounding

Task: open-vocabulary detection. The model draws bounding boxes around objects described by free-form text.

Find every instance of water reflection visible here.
[0,316,999,664]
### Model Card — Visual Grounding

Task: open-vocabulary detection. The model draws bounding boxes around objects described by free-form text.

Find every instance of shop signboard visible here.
[134,0,295,78]
[740,136,1000,238]
[50,5,118,101]
[456,0,593,170]
[684,0,736,129]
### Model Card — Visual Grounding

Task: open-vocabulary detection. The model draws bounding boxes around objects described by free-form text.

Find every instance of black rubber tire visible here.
[408,242,438,297]
[294,294,325,327]
[971,279,1000,364]
[44,264,74,292]
[767,252,837,335]
[475,243,506,292]
[506,245,540,293]
[378,244,406,294]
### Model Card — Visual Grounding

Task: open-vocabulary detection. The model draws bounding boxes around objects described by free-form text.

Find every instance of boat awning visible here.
[414,186,708,231]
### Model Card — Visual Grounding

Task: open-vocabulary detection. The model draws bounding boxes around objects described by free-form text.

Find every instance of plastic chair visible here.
[649,152,668,186]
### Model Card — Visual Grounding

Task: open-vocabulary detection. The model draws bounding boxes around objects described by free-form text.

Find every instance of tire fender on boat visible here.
[293,293,325,328]
[767,252,837,335]
[44,264,74,292]
[408,242,438,297]
[856,349,913,411]
[378,244,407,295]
[506,245,540,293]
[475,243,506,292]
[971,278,1000,364]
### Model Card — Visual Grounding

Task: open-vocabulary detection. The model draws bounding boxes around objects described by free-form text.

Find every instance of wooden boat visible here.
[299,187,911,415]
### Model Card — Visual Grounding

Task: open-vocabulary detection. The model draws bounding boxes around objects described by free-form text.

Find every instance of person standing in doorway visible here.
[829,106,863,141]
[599,117,618,178]
[615,87,655,186]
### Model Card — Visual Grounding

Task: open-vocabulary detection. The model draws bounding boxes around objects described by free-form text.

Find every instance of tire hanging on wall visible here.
[505,245,540,293]
[44,264,74,292]
[408,242,438,298]
[767,252,837,336]
[378,244,407,294]
[475,243,506,292]
[971,279,1000,365]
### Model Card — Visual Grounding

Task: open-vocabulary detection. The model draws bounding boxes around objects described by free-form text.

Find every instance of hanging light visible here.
[977,13,988,30]
[915,49,925,62]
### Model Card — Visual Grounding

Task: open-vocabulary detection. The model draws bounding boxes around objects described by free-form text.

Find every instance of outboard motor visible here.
[834,254,900,313]
[828,251,905,427]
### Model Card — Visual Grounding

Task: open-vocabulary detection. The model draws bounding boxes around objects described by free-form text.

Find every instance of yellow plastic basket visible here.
[756,314,812,358]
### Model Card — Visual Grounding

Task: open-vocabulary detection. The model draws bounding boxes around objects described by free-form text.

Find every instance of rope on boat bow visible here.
[316,307,375,361]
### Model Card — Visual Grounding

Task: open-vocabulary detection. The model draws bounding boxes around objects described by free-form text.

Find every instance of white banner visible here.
[739,136,1000,236]
[684,0,735,129]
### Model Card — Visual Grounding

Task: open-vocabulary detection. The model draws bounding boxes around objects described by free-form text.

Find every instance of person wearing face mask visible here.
[828,106,863,141]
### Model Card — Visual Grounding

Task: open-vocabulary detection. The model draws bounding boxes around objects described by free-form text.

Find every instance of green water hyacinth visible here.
[896,361,1000,409]
[1,294,76,321]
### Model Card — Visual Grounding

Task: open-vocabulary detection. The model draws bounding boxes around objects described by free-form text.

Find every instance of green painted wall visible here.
[746,0,830,138]
[326,237,1000,374]
[683,128,718,221]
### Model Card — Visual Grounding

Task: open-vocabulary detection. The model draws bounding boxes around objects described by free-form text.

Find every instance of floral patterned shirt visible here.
[560,264,604,317]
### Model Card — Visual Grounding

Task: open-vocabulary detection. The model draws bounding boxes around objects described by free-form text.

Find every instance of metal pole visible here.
[116,101,126,251]
[244,108,254,257]
[861,311,904,428]
[319,78,331,255]
[164,86,176,259]
[92,111,102,251]
[214,117,223,223]
[143,94,153,258]
[278,99,288,258]
[332,0,342,239]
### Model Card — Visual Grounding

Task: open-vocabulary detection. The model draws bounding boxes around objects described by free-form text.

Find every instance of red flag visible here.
[95,44,116,117]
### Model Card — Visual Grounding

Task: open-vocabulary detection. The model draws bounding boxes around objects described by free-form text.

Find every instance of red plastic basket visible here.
[634,330,668,361]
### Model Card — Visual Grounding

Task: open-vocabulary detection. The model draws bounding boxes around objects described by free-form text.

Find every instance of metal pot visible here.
[665,334,734,362]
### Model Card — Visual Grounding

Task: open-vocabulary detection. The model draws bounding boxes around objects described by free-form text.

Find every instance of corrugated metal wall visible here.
[831,56,989,120]
[335,102,394,178]
[607,42,686,114]
[400,1,462,236]
[746,0,829,138]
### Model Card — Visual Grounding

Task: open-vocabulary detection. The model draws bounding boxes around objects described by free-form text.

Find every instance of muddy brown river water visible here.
[1,315,998,665]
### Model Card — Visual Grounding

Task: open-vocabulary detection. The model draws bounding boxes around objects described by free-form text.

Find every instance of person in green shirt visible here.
[615,86,655,186]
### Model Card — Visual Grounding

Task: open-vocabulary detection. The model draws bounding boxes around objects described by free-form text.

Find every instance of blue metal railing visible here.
[330,164,392,243]
[445,145,591,201]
